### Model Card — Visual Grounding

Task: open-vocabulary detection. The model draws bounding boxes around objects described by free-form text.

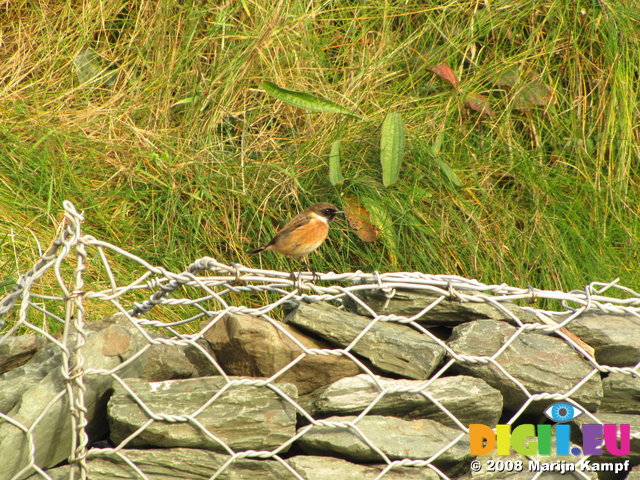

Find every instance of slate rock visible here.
[628,464,640,480]
[565,312,640,367]
[108,376,297,451]
[0,319,150,480]
[297,415,470,465]
[600,372,640,414]
[35,450,440,479]
[288,302,445,379]
[347,288,539,326]
[0,334,44,374]
[130,340,218,381]
[31,448,290,479]
[287,455,441,479]
[0,342,62,413]
[0,314,219,480]
[303,374,502,427]
[447,319,602,413]
[202,313,360,394]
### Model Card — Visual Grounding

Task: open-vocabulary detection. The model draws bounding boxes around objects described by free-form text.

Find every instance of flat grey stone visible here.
[627,464,640,479]
[289,302,445,379]
[108,376,297,451]
[447,319,602,413]
[34,450,441,479]
[297,415,470,465]
[0,334,44,374]
[31,448,290,479]
[565,312,640,367]
[287,455,441,479]
[600,372,640,414]
[347,288,539,326]
[0,342,62,413]
[303,374,502,427]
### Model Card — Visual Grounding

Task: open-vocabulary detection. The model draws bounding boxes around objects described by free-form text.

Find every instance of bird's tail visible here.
[247,245,266,255]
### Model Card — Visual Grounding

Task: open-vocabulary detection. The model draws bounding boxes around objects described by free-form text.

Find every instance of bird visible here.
[248,202,343,260]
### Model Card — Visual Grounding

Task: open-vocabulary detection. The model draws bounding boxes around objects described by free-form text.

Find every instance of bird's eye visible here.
[543,402,585,423]
[323,208,334,215]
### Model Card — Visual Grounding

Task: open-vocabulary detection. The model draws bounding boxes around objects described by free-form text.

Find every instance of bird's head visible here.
[308,203,344,222]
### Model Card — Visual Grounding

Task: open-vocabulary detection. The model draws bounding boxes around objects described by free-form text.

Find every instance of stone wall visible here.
[1,288,639,480]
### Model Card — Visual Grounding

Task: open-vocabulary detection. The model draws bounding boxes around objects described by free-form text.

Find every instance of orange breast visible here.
[272,219,329,258]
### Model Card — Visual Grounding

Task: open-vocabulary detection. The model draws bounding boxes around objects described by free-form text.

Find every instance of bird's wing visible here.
[274,213,312,239]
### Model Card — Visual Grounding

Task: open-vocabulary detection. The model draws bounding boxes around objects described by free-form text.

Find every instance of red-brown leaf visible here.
[429,64,459,88]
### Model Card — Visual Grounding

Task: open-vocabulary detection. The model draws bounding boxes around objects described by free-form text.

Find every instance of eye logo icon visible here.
[544,402,585,423]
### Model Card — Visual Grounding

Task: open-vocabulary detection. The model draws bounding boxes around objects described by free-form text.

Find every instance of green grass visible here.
[1,0,640,325]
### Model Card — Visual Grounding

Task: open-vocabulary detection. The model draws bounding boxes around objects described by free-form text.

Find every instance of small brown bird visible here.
[248,202,343,259]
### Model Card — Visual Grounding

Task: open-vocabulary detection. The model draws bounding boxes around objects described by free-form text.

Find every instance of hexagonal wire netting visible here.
[0,201,639,480]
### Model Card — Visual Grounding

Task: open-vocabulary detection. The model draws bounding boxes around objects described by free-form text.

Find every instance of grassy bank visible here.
[1,1,639,309]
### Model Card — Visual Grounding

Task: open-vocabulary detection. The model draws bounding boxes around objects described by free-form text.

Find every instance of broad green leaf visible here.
[494,67,520,88]
[435,159,463,187]
[431,131,444,155]
[260,81,360,118]
[512,80,553,110]
[380,112,405,187]
[329,140,344,186]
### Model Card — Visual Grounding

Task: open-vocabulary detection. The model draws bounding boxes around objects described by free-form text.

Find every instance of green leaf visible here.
[261,81,360,118]
[493,66,520,88]
[431,131,444,155]
[435,159,463,187]
[512,80,553,110]
[380,112,405,187]
[329,140,344,186]
[172,95,200,107]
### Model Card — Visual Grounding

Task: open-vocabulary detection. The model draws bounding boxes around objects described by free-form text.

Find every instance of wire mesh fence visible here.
[1,201,639,480]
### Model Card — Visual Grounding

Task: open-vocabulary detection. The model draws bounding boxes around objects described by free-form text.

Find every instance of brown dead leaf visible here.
[343,197,380,243]
[464,92,496,117]
[429,64,459,88]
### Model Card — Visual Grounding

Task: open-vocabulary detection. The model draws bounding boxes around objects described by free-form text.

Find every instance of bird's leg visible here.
[303,256,321,283]
[285,258,299,283]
